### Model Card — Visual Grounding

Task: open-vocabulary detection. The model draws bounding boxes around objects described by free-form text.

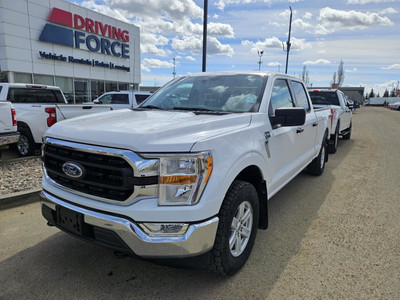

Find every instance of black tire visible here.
[342,122,352,140]
[328,124,339,154]
[16,127,35,157]
[209,180,259,276]
[307,133,327,176]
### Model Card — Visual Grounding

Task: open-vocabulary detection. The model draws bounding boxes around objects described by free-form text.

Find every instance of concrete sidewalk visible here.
[0,188,41,210]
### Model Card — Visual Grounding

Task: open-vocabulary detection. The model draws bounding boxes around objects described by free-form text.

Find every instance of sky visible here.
[69,0,400,96]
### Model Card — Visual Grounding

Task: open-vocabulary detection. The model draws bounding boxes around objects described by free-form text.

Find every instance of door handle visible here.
[312,122,318,127]
[296,127,304,134]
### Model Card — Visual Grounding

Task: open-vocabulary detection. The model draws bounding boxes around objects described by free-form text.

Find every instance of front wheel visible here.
[209,180,259,276]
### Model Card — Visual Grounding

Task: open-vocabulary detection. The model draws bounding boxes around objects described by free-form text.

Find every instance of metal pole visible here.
[285,6,292,74]
[172,58,176,79]
[202,0,208,72]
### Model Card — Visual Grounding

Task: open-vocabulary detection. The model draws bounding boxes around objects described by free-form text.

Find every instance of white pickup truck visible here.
[40,71,332,275]
[0,101,19,160]
[93,90,152,110]
[308,89,353,153]
[0,83,112,157]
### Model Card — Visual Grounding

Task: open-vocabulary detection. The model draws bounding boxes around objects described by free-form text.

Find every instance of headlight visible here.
[156,152,213,206]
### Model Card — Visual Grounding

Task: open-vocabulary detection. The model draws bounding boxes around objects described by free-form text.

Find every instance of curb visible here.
[0,188,42,210]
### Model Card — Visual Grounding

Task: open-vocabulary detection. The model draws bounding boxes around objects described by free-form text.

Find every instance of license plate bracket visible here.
[56,205,86,236]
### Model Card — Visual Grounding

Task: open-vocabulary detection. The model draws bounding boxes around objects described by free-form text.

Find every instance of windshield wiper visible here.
[172,107,231,115]
[138,105,165,110]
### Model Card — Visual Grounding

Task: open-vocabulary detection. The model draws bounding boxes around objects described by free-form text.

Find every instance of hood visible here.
[45,109,252,152]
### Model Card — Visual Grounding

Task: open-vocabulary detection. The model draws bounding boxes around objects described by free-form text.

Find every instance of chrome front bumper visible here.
[40,190,219,258]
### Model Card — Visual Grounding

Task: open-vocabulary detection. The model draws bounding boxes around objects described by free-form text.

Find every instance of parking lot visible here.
[0,107,399,299]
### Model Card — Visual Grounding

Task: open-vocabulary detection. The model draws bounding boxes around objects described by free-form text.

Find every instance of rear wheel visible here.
[307,134,327,176]
[16,127,35,157]
[209,180,259,276]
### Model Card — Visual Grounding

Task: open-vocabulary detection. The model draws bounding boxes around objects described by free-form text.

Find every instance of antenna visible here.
[282,6,293,74]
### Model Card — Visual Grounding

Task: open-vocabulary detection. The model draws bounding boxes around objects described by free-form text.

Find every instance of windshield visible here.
[141,74,267,113]
[309,91,340,106]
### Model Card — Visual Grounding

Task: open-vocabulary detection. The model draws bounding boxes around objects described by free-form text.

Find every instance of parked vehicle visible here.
[93,90,152,109]
[0,101,19,160]
[308,89,353,154]
[0,83,112,157]
[388,101,400,110]
[40,71,332,275]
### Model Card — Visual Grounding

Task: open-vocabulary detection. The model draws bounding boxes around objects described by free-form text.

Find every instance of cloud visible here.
[347,0,398,4]
[242,37,311,52]
[186,56,196,61]
[141,64,151,72]
[303,12,313,19]
[345,67,358,72]
[379,7,398,14]
[268,62,281,66]
[318,7,393,34]
[215,0,273,11]
[172,36,234,56]
[303,59,331,65]
[381,64,400,69]
[143,58,174,69]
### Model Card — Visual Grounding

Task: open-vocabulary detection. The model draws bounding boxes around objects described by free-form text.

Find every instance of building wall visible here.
[0,0,140,102]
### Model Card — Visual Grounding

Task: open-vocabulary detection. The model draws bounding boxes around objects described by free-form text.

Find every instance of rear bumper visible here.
[40,190,219,258]
[0,132,19,146]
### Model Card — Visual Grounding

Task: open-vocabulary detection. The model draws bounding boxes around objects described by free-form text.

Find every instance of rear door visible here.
[289,80,319,164]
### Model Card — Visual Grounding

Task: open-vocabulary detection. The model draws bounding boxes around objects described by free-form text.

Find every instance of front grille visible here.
[43,143,157,202]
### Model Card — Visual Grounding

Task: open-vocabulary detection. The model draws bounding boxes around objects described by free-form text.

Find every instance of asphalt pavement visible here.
[0,107,399,299]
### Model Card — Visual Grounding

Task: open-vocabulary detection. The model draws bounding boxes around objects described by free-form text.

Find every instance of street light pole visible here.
[172,58,176,79]
[202,0,208,72]
[257,50,264,70]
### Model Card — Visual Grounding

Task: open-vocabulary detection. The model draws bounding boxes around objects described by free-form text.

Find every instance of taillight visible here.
[45,107,57,127]
[11,109,17,126]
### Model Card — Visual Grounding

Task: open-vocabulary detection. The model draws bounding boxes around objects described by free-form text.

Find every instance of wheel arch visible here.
[234,165,268,230]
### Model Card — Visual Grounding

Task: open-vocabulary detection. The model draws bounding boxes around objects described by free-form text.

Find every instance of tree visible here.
[330,60,345,87]
[301,65,310,86]
[369,89,375,98]
[331,72,337,87]
[383,89,389,97]
[337,60,345,87]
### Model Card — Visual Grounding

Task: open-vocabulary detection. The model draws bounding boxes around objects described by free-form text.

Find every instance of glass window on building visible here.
[56,77,73,103]
[74,79,89,103]
[34,74,54,86]
[0,71,8,82]
[14,73,33,83]
[105,81,118,92]
[119,83,129,91]
[91,80,105,100]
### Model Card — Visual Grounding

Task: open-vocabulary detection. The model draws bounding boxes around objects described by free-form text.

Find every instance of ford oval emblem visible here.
[62,162,84,179]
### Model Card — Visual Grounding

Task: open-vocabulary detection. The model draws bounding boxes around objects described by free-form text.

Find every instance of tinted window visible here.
[269,79,294,115]
[8,88,65,103]
[291,81,310,112]
[135,94,150,104]
[111,94,129,104]
[309,91,340,106]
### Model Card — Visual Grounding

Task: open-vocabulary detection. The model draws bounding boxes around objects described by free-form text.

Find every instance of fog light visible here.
[139,223,188,236]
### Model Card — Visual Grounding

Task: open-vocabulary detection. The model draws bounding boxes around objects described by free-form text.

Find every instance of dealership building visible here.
[0,0,141,103]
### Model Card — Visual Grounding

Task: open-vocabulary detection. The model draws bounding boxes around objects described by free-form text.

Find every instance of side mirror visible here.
[93,99,100,104]
[272,107,306,128]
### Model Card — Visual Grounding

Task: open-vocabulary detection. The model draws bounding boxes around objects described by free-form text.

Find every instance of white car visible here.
[388,101,400,110]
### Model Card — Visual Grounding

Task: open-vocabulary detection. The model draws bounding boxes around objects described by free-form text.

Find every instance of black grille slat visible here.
[43,144,157,202]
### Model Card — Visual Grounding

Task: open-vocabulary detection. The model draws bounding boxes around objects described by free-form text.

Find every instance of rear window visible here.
[309,91,340,106]
[135,94,150,105]
[8,88,65,103]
